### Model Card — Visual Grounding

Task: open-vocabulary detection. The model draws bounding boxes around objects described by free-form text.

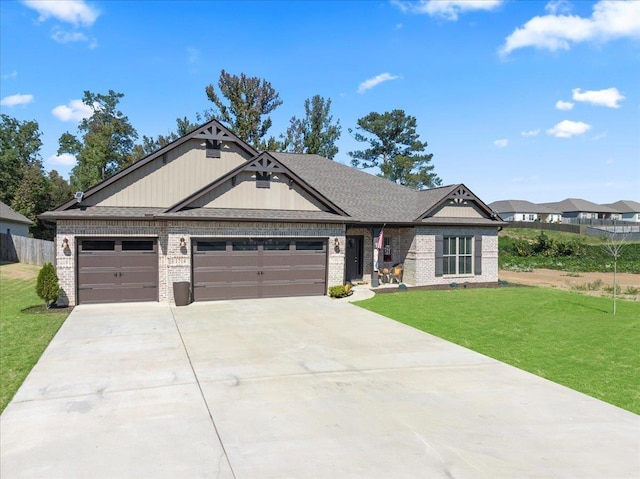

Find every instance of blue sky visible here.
[1,0,639,204]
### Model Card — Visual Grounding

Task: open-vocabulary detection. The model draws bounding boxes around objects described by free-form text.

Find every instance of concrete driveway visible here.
[1,297,638,478]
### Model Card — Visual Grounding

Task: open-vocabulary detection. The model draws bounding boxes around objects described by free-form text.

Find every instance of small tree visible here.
[602,228,629,315]
[36,263,60,308]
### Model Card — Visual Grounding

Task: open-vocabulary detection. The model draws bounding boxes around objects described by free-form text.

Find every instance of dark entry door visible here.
[345,235,363,282]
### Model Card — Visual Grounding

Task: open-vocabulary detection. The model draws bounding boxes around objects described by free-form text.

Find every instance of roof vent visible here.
[74,192,84,203]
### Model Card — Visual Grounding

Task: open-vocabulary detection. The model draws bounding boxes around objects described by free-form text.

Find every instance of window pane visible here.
[296,240,324,251]
[232,240,258,251]
[264,240,290,251]
[122,240,154,251]
[443,257,455,275]
[197,241,226,252]
[82,240,115,251]
[459,256,472,274]
[460,237,472,255]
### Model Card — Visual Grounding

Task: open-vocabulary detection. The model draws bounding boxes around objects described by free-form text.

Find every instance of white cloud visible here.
[22,0,99,27]
[572,87,625,108]
[1,71,18,80]
[357,73,400,94]
[392,0,503,21]
[52,99,93,122]
[494,139,509,148]
[1,93,34,107]
[48,153,77,166]
[546,120,591,138]
[521,129,541,137]
[555,100,574,110]
[500,0,640,55]
[52,29,88,44]
[545,0,572,15]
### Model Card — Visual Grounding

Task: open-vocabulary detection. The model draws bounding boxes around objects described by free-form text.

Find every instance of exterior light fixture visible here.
[179,237,186,248]
[61,238,69,249]
[334,237,340,248]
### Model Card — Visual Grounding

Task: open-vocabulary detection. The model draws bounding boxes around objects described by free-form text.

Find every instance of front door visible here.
[345,235,363,282]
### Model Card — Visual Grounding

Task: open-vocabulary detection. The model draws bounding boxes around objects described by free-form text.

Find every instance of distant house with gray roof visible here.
[602,200,640,223]
[540,198,618,221]
[488,200,562,223]
[0,201,33,237]
[40,119,505,306]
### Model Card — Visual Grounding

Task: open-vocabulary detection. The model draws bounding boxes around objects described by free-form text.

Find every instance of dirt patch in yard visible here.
[500,268,640,300]
[0,262,41,281]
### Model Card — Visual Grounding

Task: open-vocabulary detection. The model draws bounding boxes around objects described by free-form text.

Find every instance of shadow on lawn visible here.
[566,301,609,314]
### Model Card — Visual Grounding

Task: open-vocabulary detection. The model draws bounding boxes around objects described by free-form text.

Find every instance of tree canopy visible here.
[0,114,42,205]
[348,110,441,189]
[281,95,341,159]
[58,90,138,191]
[130,116,199,160]
[204,70,283,150]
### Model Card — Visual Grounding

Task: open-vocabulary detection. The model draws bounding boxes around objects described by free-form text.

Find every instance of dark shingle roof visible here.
[602,200,640,213]
[40,206,165,220]
[0,201,34,225]
[541,198,617,214]
[489,200,561,215]
[158,208,345,223]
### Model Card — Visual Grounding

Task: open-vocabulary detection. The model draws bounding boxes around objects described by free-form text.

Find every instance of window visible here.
[197,241,227,252]
[232,240,258,251]
[383,236,392,262]
[528,214,535,221]
[264,240,290,251]
[206,139,221,158]
[82,240,115,251]
[443,236,473,275]
[256,171,271,188]
[122,240,154,251]
[296,240,324,251]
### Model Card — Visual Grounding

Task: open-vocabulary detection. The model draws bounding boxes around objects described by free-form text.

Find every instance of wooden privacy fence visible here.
[0,234,55,266]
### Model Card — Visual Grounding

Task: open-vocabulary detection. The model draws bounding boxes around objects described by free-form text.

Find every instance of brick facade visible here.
[56,219,345,306]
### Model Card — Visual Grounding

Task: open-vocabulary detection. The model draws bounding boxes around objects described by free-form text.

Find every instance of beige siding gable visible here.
[85,140,251,208]
[431,201,485,219]
[190,172,329,211]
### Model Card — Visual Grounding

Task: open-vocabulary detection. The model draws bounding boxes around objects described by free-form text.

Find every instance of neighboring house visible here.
[540,198,618,221]
[0,200,33,237]
[40,119,505,306]
[489,200,562,223]
[602,200,640,223]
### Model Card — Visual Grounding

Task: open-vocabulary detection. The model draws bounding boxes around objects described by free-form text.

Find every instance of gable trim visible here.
[417,184,498,221]
[54,119,258,211]
[166,152,350,217]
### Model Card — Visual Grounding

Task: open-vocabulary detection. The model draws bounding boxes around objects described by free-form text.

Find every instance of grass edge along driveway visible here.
[0,263,70,413]
[355,287,640,414]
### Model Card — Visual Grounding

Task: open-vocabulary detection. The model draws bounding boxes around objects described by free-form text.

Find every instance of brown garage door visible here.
[77,238,158,304]
[192,238,327,301]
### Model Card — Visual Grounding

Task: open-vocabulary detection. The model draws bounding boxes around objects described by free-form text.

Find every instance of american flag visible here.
[376,229,384,249]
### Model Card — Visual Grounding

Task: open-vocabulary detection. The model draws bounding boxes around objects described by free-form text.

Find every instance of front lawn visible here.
[0,263,70,413]
[355,287,640,414]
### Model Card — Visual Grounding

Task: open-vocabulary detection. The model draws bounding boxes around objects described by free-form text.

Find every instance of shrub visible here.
[36,263,60,308]
[329,285,352,298]
[624,286,640,295]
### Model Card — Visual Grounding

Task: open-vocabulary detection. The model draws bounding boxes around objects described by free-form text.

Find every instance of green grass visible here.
[355,287,640,414]
[0,264,70,413]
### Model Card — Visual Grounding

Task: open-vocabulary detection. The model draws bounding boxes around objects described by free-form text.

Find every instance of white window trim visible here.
[443,236,474,276]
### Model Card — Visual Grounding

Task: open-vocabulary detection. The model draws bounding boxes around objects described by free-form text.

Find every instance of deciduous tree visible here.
[204,70,283,149]
[130,116,200,160]
[348,110,441,189]
[58,90,138,191]
[10,161,52,239]
[0,115,42,205]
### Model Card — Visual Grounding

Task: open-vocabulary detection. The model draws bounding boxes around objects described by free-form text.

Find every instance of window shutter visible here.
[474,236,482,275]
[435,235,443,277]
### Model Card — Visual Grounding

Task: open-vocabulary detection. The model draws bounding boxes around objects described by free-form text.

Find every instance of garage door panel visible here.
[193,238,327,302]
[77,238,158,304]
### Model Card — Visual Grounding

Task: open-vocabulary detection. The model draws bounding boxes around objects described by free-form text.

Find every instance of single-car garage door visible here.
[192,238,327,301]
[77,238,158,304]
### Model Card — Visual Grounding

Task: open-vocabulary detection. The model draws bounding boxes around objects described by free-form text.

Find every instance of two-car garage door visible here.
[76,237,327,304]
[192,238,327,301]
